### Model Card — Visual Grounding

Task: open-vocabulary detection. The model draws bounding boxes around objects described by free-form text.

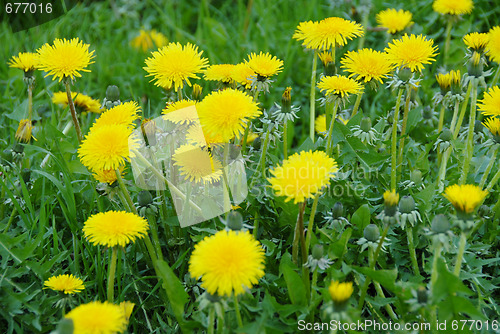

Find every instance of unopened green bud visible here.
[417,286,427,304]
[13,143,24,154]
[281,87,292,114]
[422,107,433,120]
[227,211,243,231]
[137,191,153,207]
[477,205,491,219]
[192,84,203,101]
[410,170,422,185]
[399,195,415,214]
[252,136,261,150]
[312,244,324,260]
[21,168,31,184]
[439,128,452,141]
[106,85,120,101]
[332,202,344,219]
[398,67,413,83]
[431,214,450,234]
[360,116,372,132]
[363,224,380,242]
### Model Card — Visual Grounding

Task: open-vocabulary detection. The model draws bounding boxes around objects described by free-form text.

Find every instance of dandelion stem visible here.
[2,207,17,233]
[208,306,215,334]
[325,100,339,156]
[431,244,442,290]
[397,86,413,175]
[459,78,478,185]
[406,225,420,276]
[443,18,453,66]
[115,169,138,215]
[177,88,183,101]
[283,119,289,159]
[64,80,83,143]
[305,193,320,256]
[27,83,33,120]
[390,88,404,191]
[453,79,473,138]
[486,162,500,191]
[479,145,499,189]
[351,91,364,118]
[369,248,399,321]
[233,294,243,328]
[491,65,500,87]
[257,124,272,179]
[107,246,118,302]
[146,213,164,262]
[309,51,318,142]
[437,104,446,134]
[292,202,307,265]
[453,232,467,276]
[358,224,390,311]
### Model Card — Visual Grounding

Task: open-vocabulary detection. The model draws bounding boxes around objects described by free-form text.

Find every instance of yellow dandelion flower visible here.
[162,100,199,125]
[93,166,125,184]
[92,101,140,129]
[486,26,500,63]
[173,144,222,184]
[385,34,438,72]
[130,29,168,52]
[463,32,489,52]
[315,114,327,135]
[15,119,36,143]
[483,117,500,137]
[341,48,394,84]
[436,72,452,91]
[83,211,149,248]
[318,51,334,66]
[376,9,413,34]
[328,281,353,304]
[78,124,138,172]
[8,52,39,72]
[65,301,127,334]
[44,274,85,294]
[52,91,102,114]
[443,184,488,216]
[268,150,338,204]
[37,38,95,82]
[189,230,265,296]
[245,52,283,78]
[478,86,500,117]
[186,124,225,147]
[144,42,209,91]
[119,301,135,324]
[433,0,473,15]
[293,17,364,50]
[204,64,235,83]
[231,63,256,89]
[292,20,320,49]
[383,189,399,206]
[317,75,363,99]
[197,88,261,142]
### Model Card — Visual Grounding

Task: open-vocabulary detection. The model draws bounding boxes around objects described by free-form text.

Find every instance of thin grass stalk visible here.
[459,78,479,184]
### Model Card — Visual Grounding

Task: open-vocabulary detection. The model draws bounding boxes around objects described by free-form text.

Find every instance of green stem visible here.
[146,213,164,262]
[479,146,499,189]
[325,100,339,156]
[305,193,320,256]
[233,294,243,328]
[309,269,319,319]
[351,91,364,118]
[459,78,478,185]
[27,83,33,120]
[453,232,467,276]
[309,52,318,142]
[2,207,17,233]
[369,249,398,321]
[177,88,183,101]
[397,86,412,175]
[390,89,404,191]
[357,224,390,311]
[406,226,420,276]
[292,202,306,265]
[283,119,288,159]
[115,169,138,215]
[208,306,215,334]
[64,80,83,143]
[107,247,118,302]
[443,18,453,65]
[437,104,446,134]
[431,244,442,291]
[240,121,251,153]
[453,79,473,139]
[491,66,500,87]
[486,163,500,191]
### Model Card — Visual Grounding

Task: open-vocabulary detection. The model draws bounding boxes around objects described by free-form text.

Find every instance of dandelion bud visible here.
[431,214,450,234]
[106,85,120,102]
[398,66,413,83]
[227,211,243,231]
[141,118,157,146]
[332,202,344,219]
[417,286,428,304]
[328,281,353,305]
[363,224,380,242]
[423,106,433,120]
[13,143,24,154]
[252,136,262,150]
[137,191,153,207]
[383,190,399,216]
[192,84,203,101]
[410,169,422,185]
[477,205,491,219]
[399,195,415,214]
[360,116,372,132]
[21,168,31,184]
[312,244,324,260]
[319,51,336,76]
[439,128,452,141]
[467,52,483,78]
[281,87,292,114]
[450,70,461,95]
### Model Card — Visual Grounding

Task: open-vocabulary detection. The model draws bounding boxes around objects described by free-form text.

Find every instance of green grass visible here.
[1,0,500,333]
